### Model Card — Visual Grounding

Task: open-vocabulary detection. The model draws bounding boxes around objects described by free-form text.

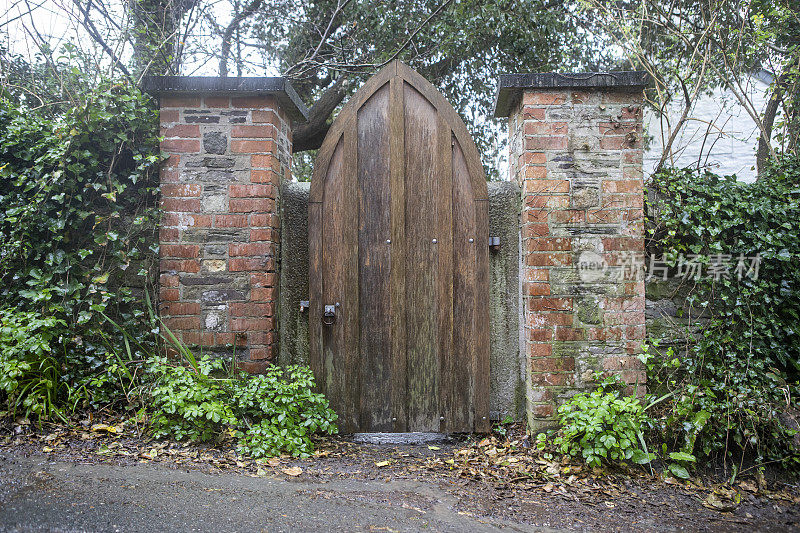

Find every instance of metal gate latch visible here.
[322,304,337,326]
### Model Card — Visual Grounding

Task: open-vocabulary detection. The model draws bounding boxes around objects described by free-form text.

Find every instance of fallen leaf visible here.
[282,466,303,476]
[375,460,391,467]
[428,446,440,451]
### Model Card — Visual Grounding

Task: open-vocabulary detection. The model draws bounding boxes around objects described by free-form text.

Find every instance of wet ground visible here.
[1,423,799,532]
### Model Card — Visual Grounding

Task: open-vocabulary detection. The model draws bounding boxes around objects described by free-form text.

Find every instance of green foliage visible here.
[0,309,69,420]
[146,351,338,457]
[0,75,161,415]
[147,356,237,442]
[554,381,652,468]
[231,365,337,458]
[646,158,800,467]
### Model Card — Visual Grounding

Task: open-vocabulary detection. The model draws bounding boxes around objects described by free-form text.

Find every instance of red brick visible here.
[528,328,553,341]
[214,214,248,228]
[160,259,201,273]
[251,169,280,184]
[523,92,566,106]
[252,109,280,124]
[528,343,552,357]
[161,124,200,138]
[161,96,200,108]
[525,136,567,150]
[231,139,276,154]
[521,107,546,120]
[250,272,276,287]
[523,223,550,236]
[180,331,215,346]
[232,124,275,138]
[525,180,570,195]
[602,193,643,209]
[229,257,273,271]
[251,154,279,169]
[229,184,273,198]
[526,252,572,267]
[161,138,201,153]
[229,242,270,256]
[540,313,573,326]
[602,91,641,104]
[161,244,200,258]
[159,109,179,123]
[529,404,555,417]
[230,198,275,213]
[161,198,202,212]
[160,288,179,301]
[549,210,585,224]
[160,169,180,183]
[236,361,270,374]
[525,121,568,135]
[623,151,643,164]
[204,96,230,108]
[162,183,201,197]
[216,332,248,346]
[159,228,180,242]
[250,287,275,301]
[602,237,644,251]
[587,209,623,224]
[620,370,646,384]
[600,135,640,150]
[521,150,547,165]
[602,179,642,193]
[555,326,584,341]
[523,282,550,296]
[159,274,179,287]
[585,327,624,341]
[231,96,275,109]
[524,166,548,179]
[527,237,571,252]
[249,228,275,242]
[249,347,273,361]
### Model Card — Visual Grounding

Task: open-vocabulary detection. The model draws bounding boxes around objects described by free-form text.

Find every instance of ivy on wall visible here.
[645,158,800,467]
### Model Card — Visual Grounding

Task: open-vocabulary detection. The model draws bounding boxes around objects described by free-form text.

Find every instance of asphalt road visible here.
[0,451,548,532]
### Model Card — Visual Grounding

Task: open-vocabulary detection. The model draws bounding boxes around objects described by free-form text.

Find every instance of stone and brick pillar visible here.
[143,77,308,372]
[494,72,648,430]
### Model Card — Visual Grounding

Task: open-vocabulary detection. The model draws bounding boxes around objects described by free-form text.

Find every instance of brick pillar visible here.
[144,77,308,372]
[495,72,648,430]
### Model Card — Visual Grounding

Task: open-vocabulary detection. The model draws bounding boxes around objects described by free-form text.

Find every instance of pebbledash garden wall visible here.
[144,72,656,432]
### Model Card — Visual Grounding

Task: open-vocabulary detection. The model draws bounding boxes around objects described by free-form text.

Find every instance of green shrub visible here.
[231,365,338,458]
[145,351,338,457]
[553,381,652,468]
[147,355,237,442]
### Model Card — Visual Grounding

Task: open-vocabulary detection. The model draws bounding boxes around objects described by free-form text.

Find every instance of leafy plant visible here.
[232,365,338,458]
[0,309,69,421]
[554,382,652,468]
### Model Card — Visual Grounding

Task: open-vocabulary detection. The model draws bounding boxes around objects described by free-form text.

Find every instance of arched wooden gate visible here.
[309,61,489,433]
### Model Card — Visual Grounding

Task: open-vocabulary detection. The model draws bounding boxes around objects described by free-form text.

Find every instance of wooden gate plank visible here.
[388,77,408,432]
[321,125,360,433]
[404,83,440,432]
[452,139,477,431]
[436,120,455,432]
[357,83,392,431]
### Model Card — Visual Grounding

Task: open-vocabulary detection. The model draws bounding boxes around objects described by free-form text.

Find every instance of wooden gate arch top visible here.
[309,60,490,434]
